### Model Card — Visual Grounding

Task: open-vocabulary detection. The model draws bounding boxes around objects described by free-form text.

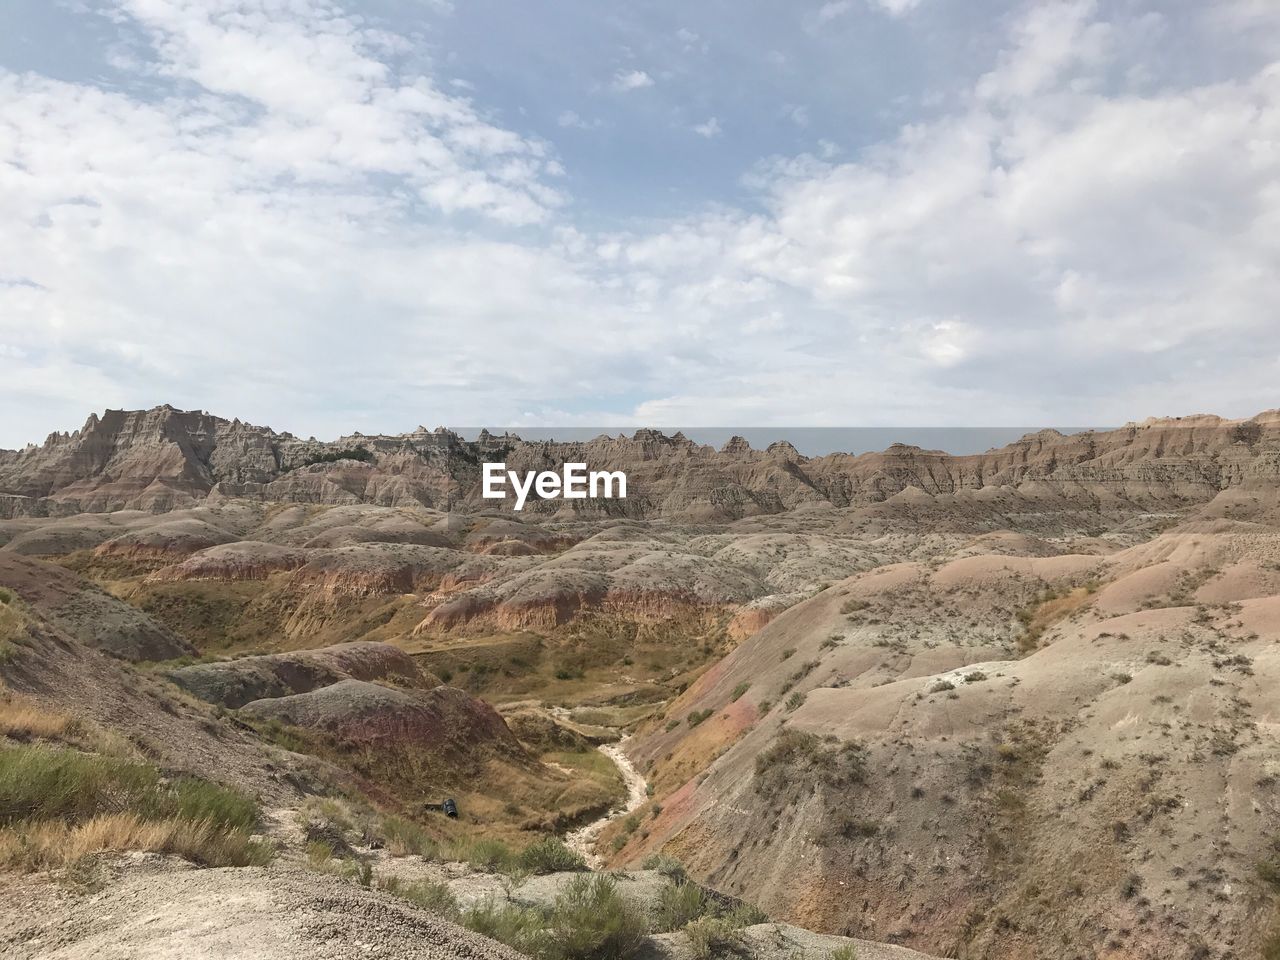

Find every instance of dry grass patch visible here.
[0,693,135,757]
[0,744,270,871]
[0,812,272,869]
[1015,586,1095,653]
[0,696,74,741]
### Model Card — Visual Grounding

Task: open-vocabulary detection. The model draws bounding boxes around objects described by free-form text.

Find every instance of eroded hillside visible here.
[2,408,1280,959]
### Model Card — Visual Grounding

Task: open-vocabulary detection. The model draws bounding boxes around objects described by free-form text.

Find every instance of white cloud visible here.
[1,0,1279,445]
[693,117,722,138]
[590,2,1280,423]
[818,0,922,22]
[784,105,811,128]
[557,110,599,129]
[817,1,855,23]
[871,0,923,15]
[612,69,654,92]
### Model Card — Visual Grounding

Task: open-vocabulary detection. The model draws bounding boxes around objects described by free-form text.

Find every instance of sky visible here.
[1,0,1278,448]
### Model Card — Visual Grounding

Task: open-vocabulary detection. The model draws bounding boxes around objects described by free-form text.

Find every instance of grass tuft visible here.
[0,744,268,870]
[516,836,587,874]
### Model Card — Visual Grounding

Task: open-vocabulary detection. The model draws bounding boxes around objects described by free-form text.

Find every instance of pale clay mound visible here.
[0,858,529,960]
[622,521,1280,959]
[0,858,943,960]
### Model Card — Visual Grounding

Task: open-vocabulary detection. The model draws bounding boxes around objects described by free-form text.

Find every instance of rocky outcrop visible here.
[238,679,523,757]
[0,553,194,661]
[3,406,1280,520]
[168,641,438,709]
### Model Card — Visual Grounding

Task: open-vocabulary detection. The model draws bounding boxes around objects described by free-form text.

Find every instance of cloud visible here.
[593,2,1280,423]
[817,0,922,22]
[816,1,855,23]
[611,69,654,92]
[1,0,1279,446]
[557,110,600,129]
[783,104,811,127]
[870,0,923,15]
[692,117,722,138]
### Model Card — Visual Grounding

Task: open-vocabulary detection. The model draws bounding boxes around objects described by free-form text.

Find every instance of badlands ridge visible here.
[1,406,1279,960]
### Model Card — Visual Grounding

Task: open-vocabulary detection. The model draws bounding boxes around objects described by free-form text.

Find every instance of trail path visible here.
[564,737,648,867]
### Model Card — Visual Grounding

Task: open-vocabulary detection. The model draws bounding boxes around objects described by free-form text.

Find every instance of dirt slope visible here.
[0,857,528,960]
[619,509,1280,960]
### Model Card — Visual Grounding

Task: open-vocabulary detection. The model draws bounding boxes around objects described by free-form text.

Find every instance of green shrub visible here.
[380,814,438,858]
[687,709,713,728]
[549,874,648,960]
[517,836,587,874]
[307,840,335,866]
[828,945,859,960]
[462,901,548,957]
[172,776,258,831]
[465,837,517,873]
[0,746,157,824]
[784,692,806,712]
[463,876,647,960]
[642,853,687,883]
[652,879,708,932]
[729,682,751,702]
[380,875,459,919]
[684,915,744,960]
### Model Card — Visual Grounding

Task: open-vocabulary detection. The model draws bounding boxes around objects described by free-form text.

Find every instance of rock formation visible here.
[2,406,1278,520]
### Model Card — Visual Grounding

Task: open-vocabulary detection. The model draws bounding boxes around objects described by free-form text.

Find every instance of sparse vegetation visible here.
[462,900,549,957]
[463,837,517,873]
[687,708,714,728]
[379,875,459,918]
[0,744,269,869]
[729,682,751,702]
[652,878,709,932]
[516,836,587,874]
[643,852,688,883]
[296,446,374,467]
[683,914,745,960]
[462,874,647,960]
[380,813,439,858]
[754,729,867,795]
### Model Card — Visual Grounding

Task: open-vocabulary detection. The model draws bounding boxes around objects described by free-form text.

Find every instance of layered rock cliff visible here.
[2,406,1278,519]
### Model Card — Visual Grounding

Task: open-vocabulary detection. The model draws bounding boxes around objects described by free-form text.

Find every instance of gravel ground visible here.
[0,855,527,960]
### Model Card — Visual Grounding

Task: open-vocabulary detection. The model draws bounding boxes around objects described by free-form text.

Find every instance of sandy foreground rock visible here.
[0,856,940,960]
[0,857,528,960]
